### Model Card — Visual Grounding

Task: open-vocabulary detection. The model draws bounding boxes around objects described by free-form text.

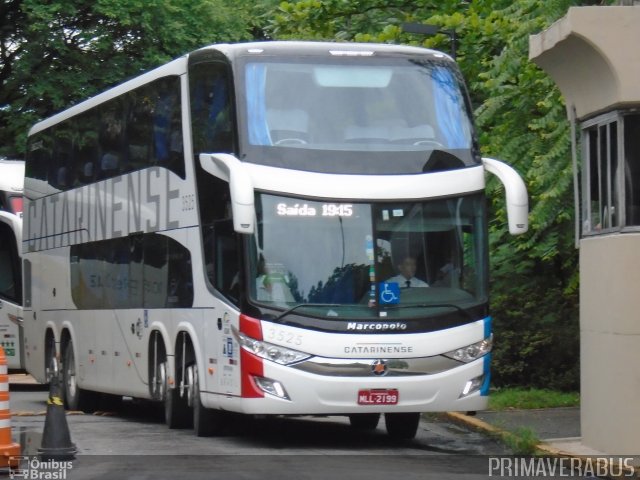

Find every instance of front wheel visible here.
[348,413,380,431]
[384,412,420,440]
[190,364,228,437]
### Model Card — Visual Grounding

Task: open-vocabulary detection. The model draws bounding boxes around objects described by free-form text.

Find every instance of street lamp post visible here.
[402,23,457,58]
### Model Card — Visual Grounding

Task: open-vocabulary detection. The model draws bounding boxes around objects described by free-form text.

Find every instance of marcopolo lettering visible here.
[25,168,192,251]
[347,322,408,331]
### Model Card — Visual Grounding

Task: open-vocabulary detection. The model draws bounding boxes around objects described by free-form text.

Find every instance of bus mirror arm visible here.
[199,153,255,234]
[482,157,529,235]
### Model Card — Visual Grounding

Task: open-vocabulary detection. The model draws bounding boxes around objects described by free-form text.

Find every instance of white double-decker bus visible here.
[23,41,527,438]
[0,159,24,370]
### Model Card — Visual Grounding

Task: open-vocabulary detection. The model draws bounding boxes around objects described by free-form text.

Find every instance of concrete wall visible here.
[580,234,640,455]
[530,6,640,120]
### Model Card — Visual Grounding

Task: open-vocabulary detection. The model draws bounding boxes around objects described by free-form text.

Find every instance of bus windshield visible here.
[238,56,478,174]
[248,193,487,321]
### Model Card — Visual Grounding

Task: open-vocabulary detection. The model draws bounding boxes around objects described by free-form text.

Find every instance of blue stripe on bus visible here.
[481,353,491,396]
[483,316,492,339]
[481,316,492,396]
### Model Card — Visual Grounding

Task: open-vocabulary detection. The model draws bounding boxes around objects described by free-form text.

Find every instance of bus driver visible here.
[386,255,429,288]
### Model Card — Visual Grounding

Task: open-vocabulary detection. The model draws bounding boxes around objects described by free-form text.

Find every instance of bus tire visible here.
[162,361,191,429]
[384,412,420,440]
[191,364,221,437]
[348,413,380,431]
[62,338,97,412]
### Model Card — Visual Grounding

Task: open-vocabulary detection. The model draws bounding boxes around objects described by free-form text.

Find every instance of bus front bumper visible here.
[213,356,489,415]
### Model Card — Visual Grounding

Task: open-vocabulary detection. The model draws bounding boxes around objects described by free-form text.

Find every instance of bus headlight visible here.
[253,376,290,400]
[232,327,311,366]
[460,374,485,398]
[444,335,493,363]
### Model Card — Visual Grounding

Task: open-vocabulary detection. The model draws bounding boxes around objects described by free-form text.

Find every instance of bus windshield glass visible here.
[238,56,477,174]
[248,193,487,321]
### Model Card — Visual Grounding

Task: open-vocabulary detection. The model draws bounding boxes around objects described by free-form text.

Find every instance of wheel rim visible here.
[186,365,196,408]
[158,362,167,402]
[152,361,166,401]
[65,347,77,399]
[45,336,57,382]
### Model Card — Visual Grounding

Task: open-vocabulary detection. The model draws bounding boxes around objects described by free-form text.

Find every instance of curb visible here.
[445,411,564,455]
[445,412,639,478]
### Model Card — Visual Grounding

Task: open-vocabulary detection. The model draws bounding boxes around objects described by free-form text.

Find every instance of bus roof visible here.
[28,41,453,137]
[198,40,452,61]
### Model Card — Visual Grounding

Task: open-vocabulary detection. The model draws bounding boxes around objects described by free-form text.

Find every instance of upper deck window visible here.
[236,56,478,175]
[26,76,184,198]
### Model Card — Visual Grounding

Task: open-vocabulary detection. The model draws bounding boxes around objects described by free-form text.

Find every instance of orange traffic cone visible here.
[0,346,20,469]
[38,365,76,460]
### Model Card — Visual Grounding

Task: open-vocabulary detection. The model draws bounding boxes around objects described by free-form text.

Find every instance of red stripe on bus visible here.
[240,314,264,398]
[240,348,264,398]
[239,314,263,340]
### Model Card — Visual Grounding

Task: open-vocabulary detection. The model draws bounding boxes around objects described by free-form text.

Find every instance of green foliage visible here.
[2,0,618,390]
[0,0,255,156]
[489,388,580,410]
[500,427,541,456]
[267,0,620,390]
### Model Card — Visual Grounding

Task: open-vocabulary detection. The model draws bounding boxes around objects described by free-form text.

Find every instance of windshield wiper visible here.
[271,303,345,323]
[383,303,474,321]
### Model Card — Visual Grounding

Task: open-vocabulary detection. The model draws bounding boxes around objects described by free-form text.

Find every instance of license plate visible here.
[357,388,399,405]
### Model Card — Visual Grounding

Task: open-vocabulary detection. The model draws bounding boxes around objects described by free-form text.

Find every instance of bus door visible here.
[0,214,23,369]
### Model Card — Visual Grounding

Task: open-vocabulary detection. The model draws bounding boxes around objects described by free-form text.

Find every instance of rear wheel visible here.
[62,339,97,412]
[384,412,420,440]
[348,413,381,431]
[162,361,191,429]
[44,332,57,383]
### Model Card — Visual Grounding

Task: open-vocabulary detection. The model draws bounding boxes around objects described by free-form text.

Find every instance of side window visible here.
[26,131,51,187]
[71,233,193,309]
[151,78,184,177]
[624,115,640,225]
[98,98,125,181]
[102,237,131,309]
[189,61,235,156]
[583,120,618,233]
[143,234,193,308]
[199,177,240,306]
[166,237,194,307]
[143,235,167,308]
[143,234,194,308]
[190,62,239,304]
[73,109,100,185]
[581,112,640,235]
[212,220,240,303]
[70,243,105,310]
[0,223,20,304]
[125,89,154,172]
[50,125,74,190]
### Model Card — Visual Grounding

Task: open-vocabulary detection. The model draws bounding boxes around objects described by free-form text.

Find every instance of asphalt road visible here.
[5,387,595,479]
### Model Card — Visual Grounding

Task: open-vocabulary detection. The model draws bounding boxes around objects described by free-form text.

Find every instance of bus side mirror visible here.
[482,157,529,235]
[199,153,255,234]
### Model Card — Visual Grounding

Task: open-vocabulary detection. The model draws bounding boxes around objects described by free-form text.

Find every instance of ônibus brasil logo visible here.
[9,457,73,480]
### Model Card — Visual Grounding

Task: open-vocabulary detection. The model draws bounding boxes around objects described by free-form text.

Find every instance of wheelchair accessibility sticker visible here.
[379,282,400,305]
